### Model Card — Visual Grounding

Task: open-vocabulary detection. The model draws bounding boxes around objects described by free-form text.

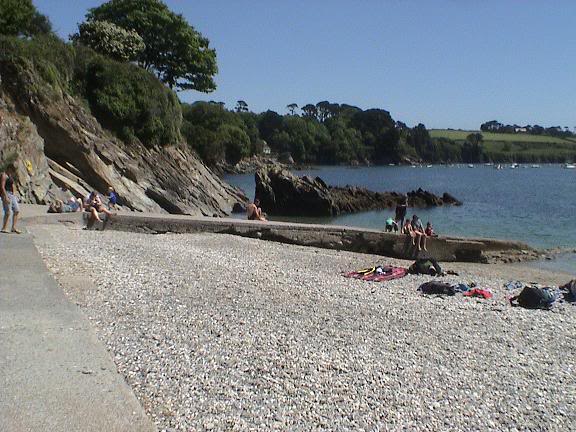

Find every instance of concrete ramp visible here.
[0,233,155,432]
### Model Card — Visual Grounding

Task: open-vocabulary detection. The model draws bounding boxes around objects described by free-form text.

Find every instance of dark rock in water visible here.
[407,188,463,207]
[255,167,461,217]
[255,168,336,216]
[232,202,246,213]
[442,192,463,206]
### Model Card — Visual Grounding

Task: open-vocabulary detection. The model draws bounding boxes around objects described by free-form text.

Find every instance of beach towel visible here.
[343,265,407,282]
[464,288,493,300]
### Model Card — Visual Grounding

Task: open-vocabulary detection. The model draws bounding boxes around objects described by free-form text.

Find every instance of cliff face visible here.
[0,57,245,216]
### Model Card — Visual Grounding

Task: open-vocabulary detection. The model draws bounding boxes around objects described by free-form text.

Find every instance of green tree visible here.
[85,0,217,92]
[218,124,250,165]
[235,100,248,112]
[0,0,52,36]
[286,103,298,115]
[72,20,145,62]
[301,104,318,120]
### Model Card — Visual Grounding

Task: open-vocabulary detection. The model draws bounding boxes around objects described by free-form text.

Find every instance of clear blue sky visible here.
[35,0,576,130]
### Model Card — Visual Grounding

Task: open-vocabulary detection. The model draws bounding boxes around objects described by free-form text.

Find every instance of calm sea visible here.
[224,165,576,275]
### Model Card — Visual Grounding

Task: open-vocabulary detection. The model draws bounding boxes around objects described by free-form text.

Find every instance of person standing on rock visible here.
[1,165,21,234]
[394,197,408,232]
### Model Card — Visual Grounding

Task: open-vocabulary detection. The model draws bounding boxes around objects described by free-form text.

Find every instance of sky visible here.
[34,0,576,130]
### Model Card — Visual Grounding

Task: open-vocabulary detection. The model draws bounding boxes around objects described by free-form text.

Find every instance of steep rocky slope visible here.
[0,54,245,216]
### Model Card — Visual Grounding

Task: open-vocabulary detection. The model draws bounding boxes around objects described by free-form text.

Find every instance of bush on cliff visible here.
[0,35,182,148]
[79,54,182,146]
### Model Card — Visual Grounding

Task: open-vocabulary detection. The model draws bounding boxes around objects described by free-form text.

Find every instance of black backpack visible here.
[409,258,443,276]
[418,281,455,296]
[510,286,555,309]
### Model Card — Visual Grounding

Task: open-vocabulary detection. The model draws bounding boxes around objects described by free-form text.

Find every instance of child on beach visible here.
[107,187,118,210]
[425,222,437,237]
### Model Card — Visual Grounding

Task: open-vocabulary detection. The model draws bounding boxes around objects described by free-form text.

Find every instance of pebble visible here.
[32,225,576,431]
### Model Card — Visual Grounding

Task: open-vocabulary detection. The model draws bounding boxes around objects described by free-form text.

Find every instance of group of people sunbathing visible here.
[49,187,118,224]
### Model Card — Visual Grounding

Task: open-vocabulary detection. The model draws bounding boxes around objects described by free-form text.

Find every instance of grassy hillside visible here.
[430,129,576,162]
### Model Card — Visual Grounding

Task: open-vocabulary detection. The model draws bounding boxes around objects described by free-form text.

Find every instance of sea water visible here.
[224,164,576,275]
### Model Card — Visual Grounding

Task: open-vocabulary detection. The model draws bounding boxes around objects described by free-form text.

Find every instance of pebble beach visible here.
[31,224,576,431]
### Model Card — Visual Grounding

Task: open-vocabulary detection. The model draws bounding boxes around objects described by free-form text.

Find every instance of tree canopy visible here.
[84,0,217,92]
[72,20,144,62]
[0,0,52,36]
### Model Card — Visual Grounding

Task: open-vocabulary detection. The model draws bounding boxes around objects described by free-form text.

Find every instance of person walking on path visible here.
[395,197,408,232]
[1,165,21,234]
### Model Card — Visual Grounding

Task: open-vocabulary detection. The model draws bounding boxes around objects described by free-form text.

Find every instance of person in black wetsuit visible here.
[1,165,20,234]
[394,197,407,232]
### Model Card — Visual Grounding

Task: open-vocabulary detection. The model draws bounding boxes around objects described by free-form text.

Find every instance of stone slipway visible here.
[23,206,535,263]
[0,230,156,432]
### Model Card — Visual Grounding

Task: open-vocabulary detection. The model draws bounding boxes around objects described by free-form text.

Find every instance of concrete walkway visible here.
[0,230,156,432]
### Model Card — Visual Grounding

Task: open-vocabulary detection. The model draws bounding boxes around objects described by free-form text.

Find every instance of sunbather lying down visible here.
[48,197,83,213]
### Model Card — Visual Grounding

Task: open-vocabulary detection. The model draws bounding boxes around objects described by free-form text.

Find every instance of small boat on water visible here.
[565,163,576,169]
[426,164,433,168]
[531,164,540,168]
[494,164,503,170]
[467,164,474,168]
[510,163,519,169]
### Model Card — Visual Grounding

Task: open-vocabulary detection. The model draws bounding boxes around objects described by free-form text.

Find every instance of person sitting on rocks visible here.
[385,216,398,232]
[246,198,266,221]
[402,219,414,237]
[411,214,427,251]
[87,191,114,224]
[83,191,97,210]
[425,221,438,237]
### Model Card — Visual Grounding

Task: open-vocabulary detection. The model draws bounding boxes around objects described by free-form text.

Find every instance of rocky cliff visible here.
[0,55,245,216]
[255,167,461,217]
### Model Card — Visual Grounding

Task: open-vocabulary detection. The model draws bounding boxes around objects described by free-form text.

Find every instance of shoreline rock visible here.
[255,167,462,217]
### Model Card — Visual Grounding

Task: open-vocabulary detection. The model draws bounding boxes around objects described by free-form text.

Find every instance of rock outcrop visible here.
[255,167,461,217]
[0,57,246,215]
[0,102,57,203]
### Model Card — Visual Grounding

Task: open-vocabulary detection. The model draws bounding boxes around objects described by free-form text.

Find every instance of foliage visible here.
[0,0,52,36]
[72,20,144,62]
[181,101,249,163]
[218,124,250,164]
[481,120,574,138]
[85,0,217,92]
[0,34,74,99]
[430,129,576,163]
[80,55,182,146]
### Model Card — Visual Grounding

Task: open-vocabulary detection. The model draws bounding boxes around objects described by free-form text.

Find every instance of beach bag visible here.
[418,281,455,296]
[409,258,442,276]
[560,280,576,302]
[510,286,555,309]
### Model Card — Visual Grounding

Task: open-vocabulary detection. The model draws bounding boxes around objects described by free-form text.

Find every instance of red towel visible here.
[464,288,493,299]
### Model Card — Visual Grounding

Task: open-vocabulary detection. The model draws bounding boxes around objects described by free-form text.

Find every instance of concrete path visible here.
[0,230,156,432]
